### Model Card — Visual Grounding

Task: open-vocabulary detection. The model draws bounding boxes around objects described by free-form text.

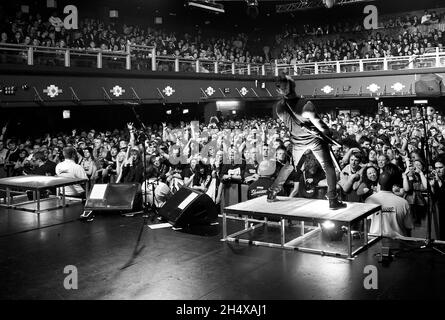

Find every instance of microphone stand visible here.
[418,104,445,254]
[129,105,157,221]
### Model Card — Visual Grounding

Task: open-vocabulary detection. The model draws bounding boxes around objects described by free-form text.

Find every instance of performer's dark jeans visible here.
[270,139,338,199]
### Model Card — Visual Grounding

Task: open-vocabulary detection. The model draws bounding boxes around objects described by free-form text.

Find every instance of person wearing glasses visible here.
[430,158,445,240]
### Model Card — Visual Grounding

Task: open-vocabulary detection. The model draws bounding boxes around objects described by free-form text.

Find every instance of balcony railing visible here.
[0,43,271,76]
[1,43,445,77]
[275,47,445,76]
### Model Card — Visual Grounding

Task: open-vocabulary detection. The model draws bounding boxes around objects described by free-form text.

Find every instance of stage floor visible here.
[0,205,445,300]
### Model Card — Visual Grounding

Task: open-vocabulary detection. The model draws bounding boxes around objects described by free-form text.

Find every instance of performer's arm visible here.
[301,101,331,136]
[275,100,290,124]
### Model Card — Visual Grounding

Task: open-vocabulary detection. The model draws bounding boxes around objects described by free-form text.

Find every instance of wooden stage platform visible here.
[0,175,88,214]
[221,196,382,259]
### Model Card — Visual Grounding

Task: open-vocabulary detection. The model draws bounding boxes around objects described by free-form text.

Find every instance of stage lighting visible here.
[232,110,237,114]
[183,109,189,114]
[3,86,17,95]
[321,220,344,242]
[166,109,172,115]
[323,0,336,9]
[246,0,259,18]
[322,220,335,229]
[414,99,428,105]
[188,1,225,14]
[63,110,71,119]
[216,100,241,108]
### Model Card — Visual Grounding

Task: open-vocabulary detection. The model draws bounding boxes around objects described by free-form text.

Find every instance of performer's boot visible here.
[329,197,346,210]
[266,189,279,202]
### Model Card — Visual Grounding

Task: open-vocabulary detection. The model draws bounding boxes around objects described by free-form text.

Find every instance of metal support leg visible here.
[244,215,249,229]
[301,221,305,236]
[380,210,383,237]
[36,190,40,215]
[84,181,89,201]
[281,218,286,246]
[62,187,66,207]
[363,217,369,244]
[347,222,352,258]
[6,187,11,205]
[222,212,227,239]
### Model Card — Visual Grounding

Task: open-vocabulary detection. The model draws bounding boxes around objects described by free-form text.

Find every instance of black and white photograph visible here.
[1,0,445,306]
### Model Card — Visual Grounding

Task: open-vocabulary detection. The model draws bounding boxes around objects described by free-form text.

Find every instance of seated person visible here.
[55,146,88,197]
[142,166,172,208]
[30,151,57,176]
[25,151,57,200]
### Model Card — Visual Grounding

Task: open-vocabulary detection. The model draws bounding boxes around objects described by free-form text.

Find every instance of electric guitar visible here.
[284,101,341,147]
[283,101,342,172]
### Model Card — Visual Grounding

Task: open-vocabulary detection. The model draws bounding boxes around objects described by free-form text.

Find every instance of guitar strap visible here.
[282,100,342,173]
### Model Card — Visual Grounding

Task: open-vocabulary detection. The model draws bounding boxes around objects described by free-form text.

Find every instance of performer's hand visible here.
[2,122,9,135]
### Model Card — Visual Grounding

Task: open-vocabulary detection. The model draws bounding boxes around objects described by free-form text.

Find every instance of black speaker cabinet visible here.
[158,187,218,228]
[415,74,442,97]
[85,183,140,211]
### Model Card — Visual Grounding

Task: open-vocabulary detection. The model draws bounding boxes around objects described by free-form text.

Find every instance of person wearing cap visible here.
[248,160,277,200]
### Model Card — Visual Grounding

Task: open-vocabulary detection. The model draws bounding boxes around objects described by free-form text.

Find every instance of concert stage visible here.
[222,196,381,259]
[0,175,88,214]
[0,200,444,300]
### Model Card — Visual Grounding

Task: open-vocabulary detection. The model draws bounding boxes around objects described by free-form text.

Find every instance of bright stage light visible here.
[166,109,172,115]
[188,1,225,13]
[321,220,345,242]
[216,100,241,108]
[322,220,335,229]
[183,109,189,114]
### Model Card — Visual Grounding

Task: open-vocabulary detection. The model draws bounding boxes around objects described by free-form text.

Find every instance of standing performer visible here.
[267,74,346,209]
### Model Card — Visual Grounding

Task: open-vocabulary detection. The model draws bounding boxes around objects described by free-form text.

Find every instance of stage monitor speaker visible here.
[85,183,140,211]
[415,74,442,97]
[158,187,218,228]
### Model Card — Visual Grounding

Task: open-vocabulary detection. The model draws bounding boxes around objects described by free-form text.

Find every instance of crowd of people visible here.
[1,103,445,238]
[0,8,264,67]
[288,9,444,38]
[2,6,445,68]
[275,10,445,65]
